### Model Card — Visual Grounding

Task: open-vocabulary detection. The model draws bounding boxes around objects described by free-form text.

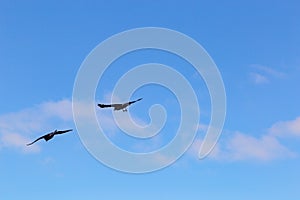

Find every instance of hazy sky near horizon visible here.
[1,1,300,199]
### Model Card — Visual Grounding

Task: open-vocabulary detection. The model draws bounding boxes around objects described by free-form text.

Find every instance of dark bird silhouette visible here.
[98,98,142,112]
[26,129,73,146]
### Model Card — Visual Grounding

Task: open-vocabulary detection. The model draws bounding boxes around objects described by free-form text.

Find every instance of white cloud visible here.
[192,117,300,162]
[269,117,300,137]
[0,99,73,153]
[40,99,73,121]
[221,132,294,161]
[0,132,40,153]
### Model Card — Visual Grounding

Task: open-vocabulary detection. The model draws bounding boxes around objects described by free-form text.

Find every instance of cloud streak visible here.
[249,64,286,84]
[250,72,269,84]
[252,64,286,78]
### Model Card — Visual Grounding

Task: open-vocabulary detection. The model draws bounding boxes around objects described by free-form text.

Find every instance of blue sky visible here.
[1,0,300,199]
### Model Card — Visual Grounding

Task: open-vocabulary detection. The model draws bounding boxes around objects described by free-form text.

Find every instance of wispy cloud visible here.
[269,117,300,137]
[0,99,73,153]
[219,132,294,161]
[250,72,269,84]
[249,64,286,84]
[0,132,40,153]
[252,64,286,78]
[192,117,300,162]
[40,99,73,121]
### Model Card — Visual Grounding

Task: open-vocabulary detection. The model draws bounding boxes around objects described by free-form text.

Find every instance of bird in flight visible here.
[98,98,143,112]
[26,129,73,146]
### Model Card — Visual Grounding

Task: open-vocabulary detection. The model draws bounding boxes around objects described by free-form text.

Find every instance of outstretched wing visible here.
[98,103,123,109]
[128,98,143,105]
[55,129,73,135]
[26,135,46,146]
[98,104,112,108]
[26,130,55,146]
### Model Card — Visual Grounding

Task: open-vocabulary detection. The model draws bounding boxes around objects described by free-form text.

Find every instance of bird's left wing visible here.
[128,98,143,105]
[98,104,112,108]
[26,135,45,146]
[55,129,73,135]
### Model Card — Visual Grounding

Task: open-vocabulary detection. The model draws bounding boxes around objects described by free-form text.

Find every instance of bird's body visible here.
[98,98,142,112]
[26,129,72,146]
